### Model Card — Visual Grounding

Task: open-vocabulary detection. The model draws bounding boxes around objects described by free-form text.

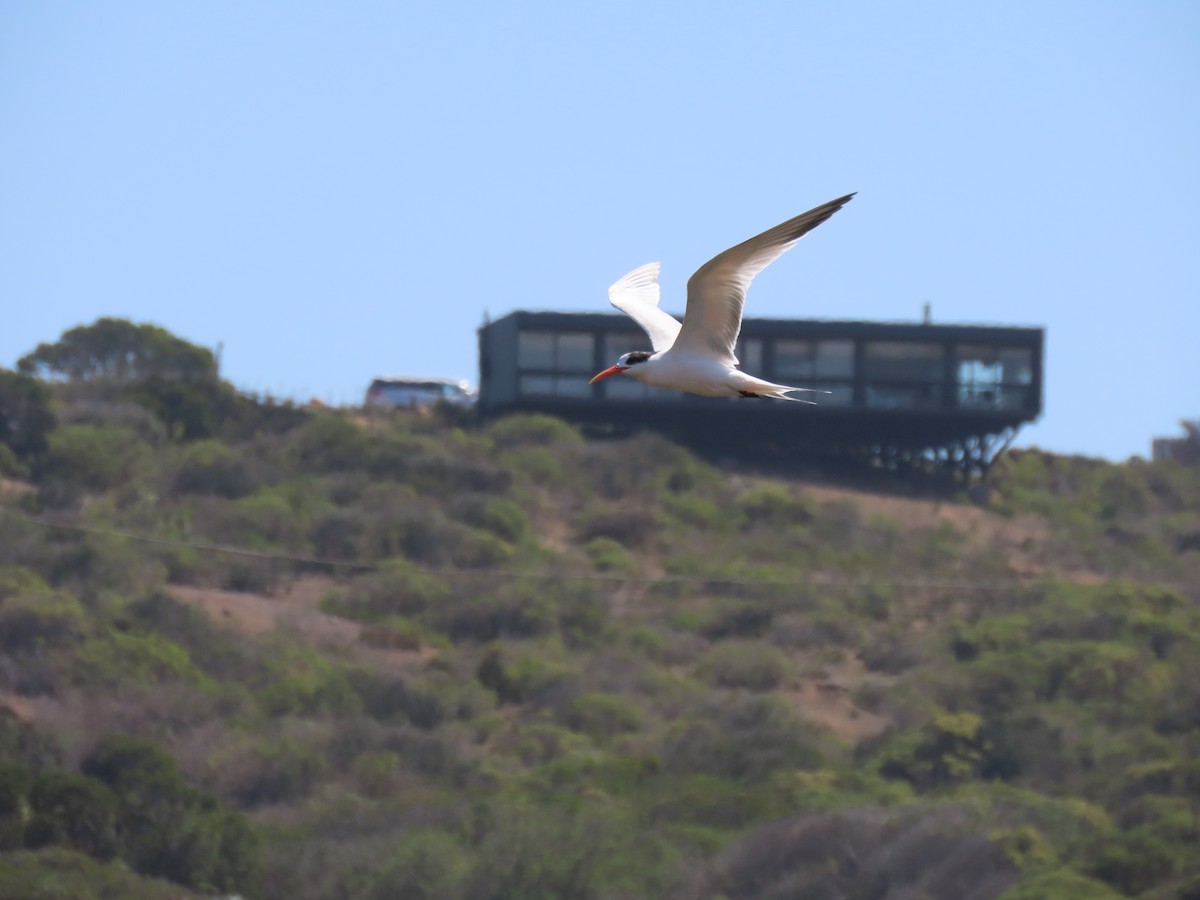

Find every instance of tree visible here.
[24,771,119,859]
[82,735,261,894]
[18,318,216,383]
[0,764,31,851]
[0,369,54,462]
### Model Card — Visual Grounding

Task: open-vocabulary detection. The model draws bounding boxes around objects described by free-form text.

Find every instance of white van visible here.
[364,377,476,410]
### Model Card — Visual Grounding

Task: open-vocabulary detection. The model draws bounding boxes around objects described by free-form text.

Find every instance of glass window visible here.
[518,374,556,397]
[775,340,816,378]
[554,376,592,398]
[518,374,593,398]
[775,339,855,379]
[517,331,596,372]
[556,333,594,372]
[517,332,556,369]
[863,342,944,382]
[956,344,1034,409]
[865,384,944,410]
[815,340,854,378]
[957,344,1033,386]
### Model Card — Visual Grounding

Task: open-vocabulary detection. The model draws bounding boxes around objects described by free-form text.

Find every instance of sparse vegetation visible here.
[0,320,1198,897]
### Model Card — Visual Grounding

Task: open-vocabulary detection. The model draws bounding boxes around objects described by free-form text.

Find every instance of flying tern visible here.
[590,193,854,401]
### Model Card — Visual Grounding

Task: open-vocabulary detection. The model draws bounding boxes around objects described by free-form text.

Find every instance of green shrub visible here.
[213,736,329,808]
[431,582,558,641]
[0,848,204,899]
[41,423,155,491]
[287,412,370,471]
[487,413,582,449]
[76,629,209,689]
[735,485,815,531]
[465,496,528,547]
[584,537,633,572]
[366,828,471,899]
[322,559,449,621]
[999,867,1122,899]
[0,583,87,655]
[557,581,611,648]
[0,443,26,479]
[876,711,992,788]
[698,641,791,691]
[1084,826,1186,895]
[82,735,261,893]
[255,643,361,717]
[0,369,54,460]
[664,695,824,780]
[468,797,663,900]
[24,772,119,859]
[476,642,567,705]
[130,376,233,440]
[501,446,565,486]
[359,616,424,651]
[663,493,727,530]
[174,440,261,498]
[574,506,659,548]
[563,692,643,740]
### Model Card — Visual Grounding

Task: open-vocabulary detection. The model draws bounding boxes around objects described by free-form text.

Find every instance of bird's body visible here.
[618,350,796,399]
[591,193,855,401]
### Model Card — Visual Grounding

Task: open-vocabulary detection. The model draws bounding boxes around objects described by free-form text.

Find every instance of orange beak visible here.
[589,365,627,384]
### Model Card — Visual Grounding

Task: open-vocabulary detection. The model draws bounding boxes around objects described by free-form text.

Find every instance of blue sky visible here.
[2,1,1196,461]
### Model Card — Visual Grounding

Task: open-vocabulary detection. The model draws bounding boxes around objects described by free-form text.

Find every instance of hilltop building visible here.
[478,311,1044,477]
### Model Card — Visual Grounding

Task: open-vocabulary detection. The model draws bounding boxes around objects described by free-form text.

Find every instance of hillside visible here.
[2,328,1199,899]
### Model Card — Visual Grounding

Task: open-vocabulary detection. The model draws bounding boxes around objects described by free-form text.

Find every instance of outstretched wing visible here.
[607,262,682,353]
[674,193,855,366]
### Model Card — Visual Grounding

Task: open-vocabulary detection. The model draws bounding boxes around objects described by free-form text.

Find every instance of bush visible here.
[584,537,633,573]
[453,496,531,544]
[563,692,643,740]
[476,642,568,705]
[876,711,993,789]
[322,559,449,621]
[0,582,87,655]
[704,805,1018,900]
[0,369,54,459]
[574,506,660,548]
[0,443,25,479]
[217,737,329,808]
[41,423,155,491]
[174,440,262,498]
[0,847,204,899]
[432,583,558,642]
[664,695,824,781]
[76,628,209,689]
[24,772,119,859]
[697,641,791,691]
[82,735,261,893]
[287,412,370,471]
[366,828,471,899]
[487,413,582,449]
[254,643,360,717]
[1000,868,1123,899]
[735,485,815,531]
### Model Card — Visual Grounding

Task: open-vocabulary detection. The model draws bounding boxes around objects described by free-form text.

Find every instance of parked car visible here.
[364,377,477,410]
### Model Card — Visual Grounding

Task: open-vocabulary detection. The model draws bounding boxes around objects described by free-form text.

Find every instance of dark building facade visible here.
[478,311,1043,474]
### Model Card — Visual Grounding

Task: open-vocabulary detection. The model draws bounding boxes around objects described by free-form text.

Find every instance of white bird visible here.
[590,193,855,401]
